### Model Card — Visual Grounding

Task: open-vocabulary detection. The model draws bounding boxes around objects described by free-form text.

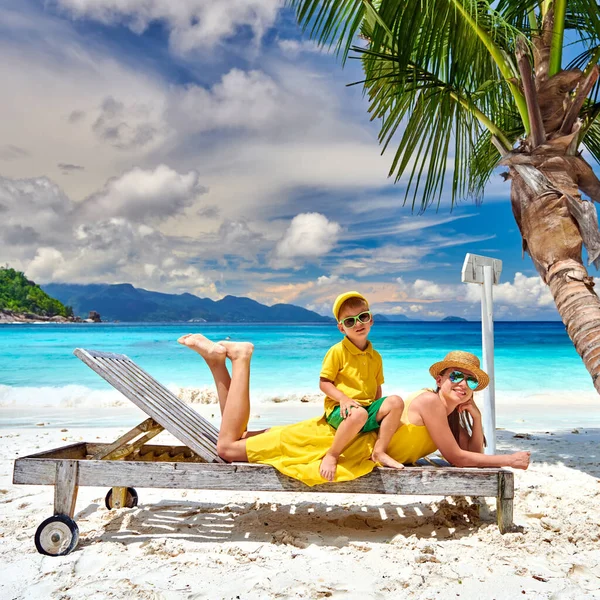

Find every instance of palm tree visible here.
[291,0,600,392]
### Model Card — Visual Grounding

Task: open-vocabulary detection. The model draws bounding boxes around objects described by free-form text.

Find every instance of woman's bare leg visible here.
[177,334,230,415]
[178,334,255,462]
[216,342,254,460]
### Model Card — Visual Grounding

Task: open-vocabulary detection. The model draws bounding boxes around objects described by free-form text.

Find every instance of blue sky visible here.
[0,0,596,320]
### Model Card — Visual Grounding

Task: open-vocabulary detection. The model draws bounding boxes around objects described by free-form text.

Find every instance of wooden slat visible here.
[496,471,514,533]
[95,356,216,447]
[54,460,79,517]
[92,418,158,460]
[106,358,220,450]
[98,356,219,443]
[14,458,502,497]
[13,442,88,461]
[74,349,223,463]
[94,351,220,445]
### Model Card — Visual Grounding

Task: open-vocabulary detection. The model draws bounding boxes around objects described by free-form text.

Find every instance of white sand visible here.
[1,418,600,599]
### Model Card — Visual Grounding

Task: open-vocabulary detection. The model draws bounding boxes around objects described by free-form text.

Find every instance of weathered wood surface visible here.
[14,457,505,497]
[92,418,159,460]
[100,425,164,461]
[496,471,514,533]
[74,348,224,463]
[19,442,88,460]
[54,460,79,517]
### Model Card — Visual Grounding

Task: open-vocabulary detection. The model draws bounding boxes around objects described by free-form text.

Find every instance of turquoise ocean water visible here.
[2,321,600,431]
[0,320,594,394]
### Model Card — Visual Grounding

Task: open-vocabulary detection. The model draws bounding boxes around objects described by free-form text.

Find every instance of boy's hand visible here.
[339,397,363,419]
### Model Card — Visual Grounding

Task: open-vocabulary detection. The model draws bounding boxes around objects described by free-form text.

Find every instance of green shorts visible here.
[326,396,387,433]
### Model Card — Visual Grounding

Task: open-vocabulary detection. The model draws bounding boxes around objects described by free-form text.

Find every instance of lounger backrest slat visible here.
[94,356,221,458]
[96,356,220,446]
[74,348,223,463]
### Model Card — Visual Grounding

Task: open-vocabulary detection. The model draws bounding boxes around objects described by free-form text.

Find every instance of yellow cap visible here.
[332,291,369,321]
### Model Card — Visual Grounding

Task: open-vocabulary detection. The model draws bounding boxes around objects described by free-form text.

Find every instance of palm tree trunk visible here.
[546,260,600,393]
[509,165,600,394]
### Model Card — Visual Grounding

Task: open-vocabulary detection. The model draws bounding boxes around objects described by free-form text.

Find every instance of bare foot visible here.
[177,334,226,362]
[371,449,404,469]
[320,453,338,482]
[219,341,254,361]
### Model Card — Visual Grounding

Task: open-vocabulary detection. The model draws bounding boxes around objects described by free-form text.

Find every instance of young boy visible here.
[319,291,405,481]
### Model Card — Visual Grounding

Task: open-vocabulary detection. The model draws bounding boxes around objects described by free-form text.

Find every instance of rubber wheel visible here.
[34,515,79,556]
[104,487,139,510]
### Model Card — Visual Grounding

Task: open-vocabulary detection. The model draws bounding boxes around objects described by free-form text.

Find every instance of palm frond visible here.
[356,45,513,209]
[496,0,600,45]
[582,117,600,165]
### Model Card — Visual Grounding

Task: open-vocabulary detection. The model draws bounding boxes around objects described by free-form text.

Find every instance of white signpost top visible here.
[461,253,503,285]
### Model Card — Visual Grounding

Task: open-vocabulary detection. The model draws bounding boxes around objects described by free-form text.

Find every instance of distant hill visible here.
[373,313,415,322]
[0,268,73,319]
[442,316,468,322]
[43,282,332,323]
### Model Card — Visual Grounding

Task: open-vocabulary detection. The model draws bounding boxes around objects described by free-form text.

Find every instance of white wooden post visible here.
[461,254,502,455]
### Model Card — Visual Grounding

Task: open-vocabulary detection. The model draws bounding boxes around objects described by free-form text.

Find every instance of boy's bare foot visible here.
[177,334,226,363]
[219,341,254,361]
[320,453,338,482]
[371,450,404,469]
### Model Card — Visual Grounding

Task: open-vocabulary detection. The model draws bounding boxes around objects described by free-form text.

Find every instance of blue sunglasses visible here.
[448,370,479,390]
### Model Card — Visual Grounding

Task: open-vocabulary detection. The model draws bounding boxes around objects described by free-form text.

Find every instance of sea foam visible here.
[0,384,324,409]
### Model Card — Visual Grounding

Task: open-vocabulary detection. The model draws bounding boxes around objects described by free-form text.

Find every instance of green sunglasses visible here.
[339,310,372,329]
[448,370,479,390]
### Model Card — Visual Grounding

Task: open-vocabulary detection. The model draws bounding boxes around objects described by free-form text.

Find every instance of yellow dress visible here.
[245,389,438,486]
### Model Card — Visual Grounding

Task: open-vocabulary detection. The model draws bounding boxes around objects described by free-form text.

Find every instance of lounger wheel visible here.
[105,487,138,510]
[34,515,79,556]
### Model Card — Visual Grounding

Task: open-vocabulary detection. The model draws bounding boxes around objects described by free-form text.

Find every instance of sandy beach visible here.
[2,405,600,600]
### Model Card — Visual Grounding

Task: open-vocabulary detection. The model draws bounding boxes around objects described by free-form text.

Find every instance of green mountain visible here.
[0,268,73,318]
[43,282,332,323]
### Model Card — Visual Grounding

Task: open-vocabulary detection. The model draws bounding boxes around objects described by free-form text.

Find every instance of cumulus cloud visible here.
[169,70,283,135]
[54,0,283,53]
[78,165,206,222]
[465,272,555,309]
[272,213,341,268]
[0,171,216,296]
[0,175,74,247]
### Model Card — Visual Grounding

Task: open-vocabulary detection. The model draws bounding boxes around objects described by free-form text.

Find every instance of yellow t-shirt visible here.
[320,337,384,416]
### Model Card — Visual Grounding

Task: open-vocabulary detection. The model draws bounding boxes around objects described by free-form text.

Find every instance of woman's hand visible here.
[457,398,482,421]
[509,451,531,470]
[339,397,363,419]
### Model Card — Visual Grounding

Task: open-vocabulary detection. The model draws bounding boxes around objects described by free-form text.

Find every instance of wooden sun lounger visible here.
[13,349,515,556]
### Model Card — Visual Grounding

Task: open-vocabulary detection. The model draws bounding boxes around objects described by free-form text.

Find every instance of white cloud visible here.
[169,70,284,134]
[465,272,555,309]
[334,246,425,277]
[54,0,283,53]
[277,39,323,56]
[0,172,216,296]
[79,165,206,222]
[272,213,341,267]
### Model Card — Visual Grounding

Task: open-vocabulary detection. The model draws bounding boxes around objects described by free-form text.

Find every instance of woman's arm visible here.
[457,400,485,453]
[419,393,530,469]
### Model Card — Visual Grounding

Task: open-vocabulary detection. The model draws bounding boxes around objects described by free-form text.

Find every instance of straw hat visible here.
[429,351,489,392]
[332,291,368,320]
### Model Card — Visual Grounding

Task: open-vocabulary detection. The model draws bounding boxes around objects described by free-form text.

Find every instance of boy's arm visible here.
[319,378,363,414]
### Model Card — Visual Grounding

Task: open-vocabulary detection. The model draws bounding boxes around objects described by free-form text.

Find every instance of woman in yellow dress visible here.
[178,334,530,485]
